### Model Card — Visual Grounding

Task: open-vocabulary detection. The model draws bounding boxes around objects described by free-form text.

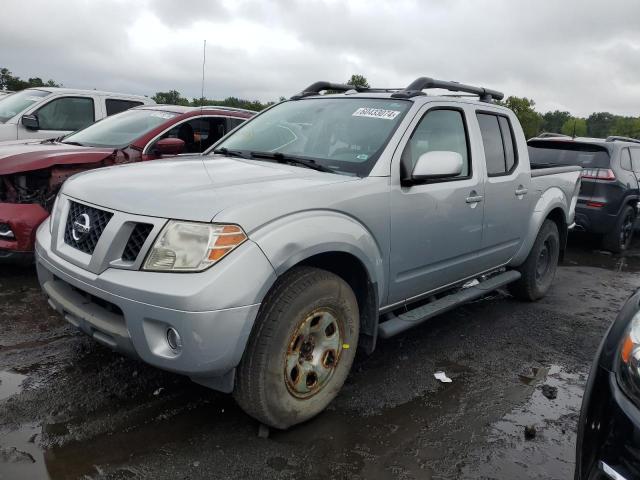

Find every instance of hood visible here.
[62,155,356,222]
[0,141,116,175]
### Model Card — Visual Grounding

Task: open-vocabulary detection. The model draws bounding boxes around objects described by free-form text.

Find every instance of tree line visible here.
[2,67,638,140]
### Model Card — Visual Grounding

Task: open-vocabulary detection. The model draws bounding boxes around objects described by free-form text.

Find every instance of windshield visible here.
[213,98,411,176]
[0,89,50,123]
[64,108,178,148]
[528,140,610,168]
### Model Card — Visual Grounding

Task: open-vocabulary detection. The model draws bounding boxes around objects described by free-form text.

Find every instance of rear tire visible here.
[509,219,560,302]
[233,266,359,429]
[602,205,635,254]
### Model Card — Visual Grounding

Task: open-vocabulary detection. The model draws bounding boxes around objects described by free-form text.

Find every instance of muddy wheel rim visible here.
[620,213,634,248]
[284,309,343,399]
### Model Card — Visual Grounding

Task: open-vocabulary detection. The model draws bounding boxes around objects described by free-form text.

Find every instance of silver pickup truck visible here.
[35,77,581,429]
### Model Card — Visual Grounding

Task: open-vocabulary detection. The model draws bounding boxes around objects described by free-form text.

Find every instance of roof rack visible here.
[605,136,640,145]
[290,77,504,103]
[391,77,503,102]
[290,81,402,100]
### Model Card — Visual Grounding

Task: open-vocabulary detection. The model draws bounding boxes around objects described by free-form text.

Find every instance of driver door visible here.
[388,104,485,305]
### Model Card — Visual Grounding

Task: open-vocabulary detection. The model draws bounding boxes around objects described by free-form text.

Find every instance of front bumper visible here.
[35,220,277,392]
[576,365,640,480]
[0,202,49,256]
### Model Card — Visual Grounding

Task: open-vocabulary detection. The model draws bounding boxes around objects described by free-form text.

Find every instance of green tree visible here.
[611,116,640,138]
[542,110,571,134]
[560,117,587,137]
[346,74,370,89]
[586,112,616,138]
[0,67,59,91]
[152,90,190,106]
[504,96,543,139]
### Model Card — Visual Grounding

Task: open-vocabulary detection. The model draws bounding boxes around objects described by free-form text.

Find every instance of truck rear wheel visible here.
[233,266,359,429]
[509,219,559,302]
[602,205,635,254]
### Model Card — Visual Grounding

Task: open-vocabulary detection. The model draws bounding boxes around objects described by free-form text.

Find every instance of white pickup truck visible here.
[0,87,154,141]
[36,76,581,428]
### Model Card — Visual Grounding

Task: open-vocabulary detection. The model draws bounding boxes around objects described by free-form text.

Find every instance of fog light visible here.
[0,223,15,240]
[166,328,182,351]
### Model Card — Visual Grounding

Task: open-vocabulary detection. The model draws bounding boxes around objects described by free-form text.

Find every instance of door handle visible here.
[465,195,484,204]
[515,187,529,196]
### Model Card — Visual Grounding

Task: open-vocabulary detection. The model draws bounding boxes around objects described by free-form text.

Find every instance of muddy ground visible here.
[1,234,640,479]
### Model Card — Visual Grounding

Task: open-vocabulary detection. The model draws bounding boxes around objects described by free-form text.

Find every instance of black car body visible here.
[528,136,640,252]
[575,288,640,480]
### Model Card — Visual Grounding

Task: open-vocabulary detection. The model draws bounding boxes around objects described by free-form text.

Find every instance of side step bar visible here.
[378,270,521,339]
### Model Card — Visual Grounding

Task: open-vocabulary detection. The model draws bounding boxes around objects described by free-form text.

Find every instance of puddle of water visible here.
[564,234,640,273]
[461,365,586,480]
[0,423,48,480]
[0,371,26,401]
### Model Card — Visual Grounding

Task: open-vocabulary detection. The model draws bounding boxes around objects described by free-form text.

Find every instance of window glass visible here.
[63,108,176,147]
[498,116,516,172]
[0,89,50,122]
[477,113,507,176]
[155,117,231,154]
[401,109,469,178]
[37,97,94,131]
[630,149,640,173]
[227,117,245,130]
[106,99,143,116]
[528,141,611,168]
[621,148,632,171]
[215,98,411,176]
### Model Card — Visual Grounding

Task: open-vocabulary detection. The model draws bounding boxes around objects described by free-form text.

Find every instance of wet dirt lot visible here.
[1,234,640,479]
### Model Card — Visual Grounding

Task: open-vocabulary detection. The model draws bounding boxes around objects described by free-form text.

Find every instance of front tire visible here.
[602,205,636,253]
[509,219,560,302]
[234,266,359,429]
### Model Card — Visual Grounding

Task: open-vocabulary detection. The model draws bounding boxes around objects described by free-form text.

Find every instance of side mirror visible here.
[412,151,463,181]
[154,138,185,156]
[21,114,39,130]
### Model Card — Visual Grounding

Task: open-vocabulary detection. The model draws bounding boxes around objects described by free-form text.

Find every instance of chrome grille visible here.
[63,201,113,255]
[122,223,153,262]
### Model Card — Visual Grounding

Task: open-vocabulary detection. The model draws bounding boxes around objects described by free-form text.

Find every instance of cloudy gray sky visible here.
[2,0,640,116]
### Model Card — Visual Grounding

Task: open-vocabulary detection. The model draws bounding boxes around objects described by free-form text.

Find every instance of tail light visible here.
[581,168,616,181]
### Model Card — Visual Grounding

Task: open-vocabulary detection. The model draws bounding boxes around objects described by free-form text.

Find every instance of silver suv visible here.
[35,77,581,428]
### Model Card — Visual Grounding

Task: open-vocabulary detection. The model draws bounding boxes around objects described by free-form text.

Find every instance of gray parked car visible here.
[35,77,581,428]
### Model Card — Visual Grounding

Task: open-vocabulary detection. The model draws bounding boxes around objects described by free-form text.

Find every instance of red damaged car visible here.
[0,105,254,263]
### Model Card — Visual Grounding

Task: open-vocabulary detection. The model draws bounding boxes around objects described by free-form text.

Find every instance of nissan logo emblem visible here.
[72,213,91,242]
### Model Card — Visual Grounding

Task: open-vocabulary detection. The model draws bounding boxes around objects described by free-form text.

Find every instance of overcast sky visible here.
[2,0,640,117]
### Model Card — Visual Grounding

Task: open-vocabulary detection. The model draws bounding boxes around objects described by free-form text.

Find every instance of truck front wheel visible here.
[509,219,560,302]
[234,266,359,429]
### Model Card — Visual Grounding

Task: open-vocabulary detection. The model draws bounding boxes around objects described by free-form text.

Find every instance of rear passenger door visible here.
[475,111,532,270]
[18,95,97,140]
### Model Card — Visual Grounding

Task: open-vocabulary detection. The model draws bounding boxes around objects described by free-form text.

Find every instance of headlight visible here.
[143,221,247,272]
[617,310,640,403]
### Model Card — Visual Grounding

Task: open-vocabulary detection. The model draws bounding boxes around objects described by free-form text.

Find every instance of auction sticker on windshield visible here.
[352,107,401,120]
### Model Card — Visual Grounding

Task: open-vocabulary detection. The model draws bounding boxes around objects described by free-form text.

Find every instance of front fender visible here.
[510,187,568,267]
[250,210,385,303]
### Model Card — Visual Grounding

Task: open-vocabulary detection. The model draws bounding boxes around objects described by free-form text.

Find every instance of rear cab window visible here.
[106,99,144,116]
[476,112,518,176]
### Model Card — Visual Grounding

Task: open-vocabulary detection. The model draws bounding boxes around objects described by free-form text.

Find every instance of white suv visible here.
[0,87,154,141]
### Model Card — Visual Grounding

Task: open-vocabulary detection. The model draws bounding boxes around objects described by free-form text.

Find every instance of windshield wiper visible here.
[213,147,251,159]
[249,151,335,173]
[61,141,84,146]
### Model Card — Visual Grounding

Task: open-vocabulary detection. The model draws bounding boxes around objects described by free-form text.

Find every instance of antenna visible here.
[198,39,206,153]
